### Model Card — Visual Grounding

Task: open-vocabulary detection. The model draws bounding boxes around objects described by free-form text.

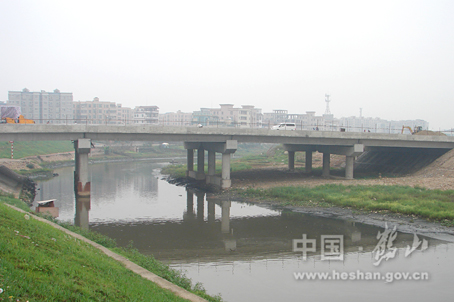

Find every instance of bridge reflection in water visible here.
[83,188,445,263]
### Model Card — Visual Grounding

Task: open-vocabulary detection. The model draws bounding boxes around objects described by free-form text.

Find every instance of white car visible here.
[271,123,297,130]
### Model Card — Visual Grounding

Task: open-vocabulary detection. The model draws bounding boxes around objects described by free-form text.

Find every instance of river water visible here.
[34,160,454,302]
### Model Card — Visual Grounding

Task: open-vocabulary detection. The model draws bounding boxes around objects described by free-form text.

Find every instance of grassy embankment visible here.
[0,195,222,302]
[0,141,74,176]
[242,184,454,226]
[0,141,74,159]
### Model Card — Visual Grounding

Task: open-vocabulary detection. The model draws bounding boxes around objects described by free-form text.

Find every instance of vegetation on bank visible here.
[241,184,454,226]
[161,145,291,178]
[0,195,222,302]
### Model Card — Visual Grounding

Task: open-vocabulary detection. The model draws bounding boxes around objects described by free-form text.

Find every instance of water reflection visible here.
[90,189,445,263]
[75,195,90,230]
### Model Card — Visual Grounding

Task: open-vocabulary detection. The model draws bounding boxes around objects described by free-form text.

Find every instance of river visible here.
[34,160,454,301]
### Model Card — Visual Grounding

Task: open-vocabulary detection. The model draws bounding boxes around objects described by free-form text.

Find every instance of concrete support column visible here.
[186,149,194,177]
[322,153,330,177]
[196,147,205,180]
[288,151,295,172]
[305,151,313,174]
[221,200,231,234]
[207,150,216,176]
[74,139,91,196]
[197,147,204,173]
[221,153,231,188]
[345,156,354,180]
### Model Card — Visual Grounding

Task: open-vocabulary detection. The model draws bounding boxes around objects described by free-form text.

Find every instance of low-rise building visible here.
[207,104,262,128]
[159,110,193,126]
[133,106,159,124]
[73,97,133,124]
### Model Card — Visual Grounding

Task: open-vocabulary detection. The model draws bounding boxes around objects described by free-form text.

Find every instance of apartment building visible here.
[159,110,193,126]
[133,106,159,124]
[208,104,262,127]
[7,88,73,124]
[73,97,133,124]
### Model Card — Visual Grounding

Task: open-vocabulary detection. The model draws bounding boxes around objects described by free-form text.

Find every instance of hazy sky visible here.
[1,0,453,129]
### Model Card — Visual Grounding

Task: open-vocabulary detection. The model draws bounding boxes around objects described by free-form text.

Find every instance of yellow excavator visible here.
[401,125,422,135]
[1,106,35,124]
[4,115,35,124]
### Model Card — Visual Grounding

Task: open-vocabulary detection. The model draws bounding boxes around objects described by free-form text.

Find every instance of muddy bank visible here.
[210,190,454,242]
[0,165,36,202]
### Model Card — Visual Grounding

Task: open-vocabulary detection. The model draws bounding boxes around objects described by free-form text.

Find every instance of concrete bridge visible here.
[1,124,454,192]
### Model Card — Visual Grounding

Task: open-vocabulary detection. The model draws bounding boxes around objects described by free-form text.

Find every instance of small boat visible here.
[36,199,56,207]
[36,199,59,218]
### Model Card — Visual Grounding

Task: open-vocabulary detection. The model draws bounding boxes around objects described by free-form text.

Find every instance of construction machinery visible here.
[1,106,35,124]
[401,125,422,135]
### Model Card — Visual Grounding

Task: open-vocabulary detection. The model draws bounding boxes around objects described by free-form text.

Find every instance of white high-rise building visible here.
[7,88,73,124]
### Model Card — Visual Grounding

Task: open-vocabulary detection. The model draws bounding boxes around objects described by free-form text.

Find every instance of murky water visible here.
[35,161,454,301]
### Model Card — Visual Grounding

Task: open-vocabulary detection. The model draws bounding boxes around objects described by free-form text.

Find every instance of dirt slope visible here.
[413,148,454,178]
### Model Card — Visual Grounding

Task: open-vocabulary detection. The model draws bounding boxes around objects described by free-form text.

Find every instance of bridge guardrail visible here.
[4,117,453,136]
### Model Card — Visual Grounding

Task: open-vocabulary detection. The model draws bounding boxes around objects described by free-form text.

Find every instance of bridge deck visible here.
[1,124,454,149]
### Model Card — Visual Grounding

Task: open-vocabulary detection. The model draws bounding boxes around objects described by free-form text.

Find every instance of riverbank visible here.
[0,194,221,302]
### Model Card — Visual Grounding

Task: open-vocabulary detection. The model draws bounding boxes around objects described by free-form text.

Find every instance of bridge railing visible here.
[6,117,454,136]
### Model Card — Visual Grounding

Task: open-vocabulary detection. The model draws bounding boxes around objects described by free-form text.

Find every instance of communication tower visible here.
[324,94,331,115]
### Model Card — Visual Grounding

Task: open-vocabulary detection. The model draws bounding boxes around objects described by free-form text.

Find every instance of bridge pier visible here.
[196,147,205,180]
[186,149,194,177]
[322,153,331,177]
[74,139,91,196]
[207,150,216,179]
[288,151,295,172]
[284,144,364,179]
[305,151,313,173]
[345,156,355,180]
[184,140,237,189]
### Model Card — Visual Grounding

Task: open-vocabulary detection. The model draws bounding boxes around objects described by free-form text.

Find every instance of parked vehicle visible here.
[271,123,296,130]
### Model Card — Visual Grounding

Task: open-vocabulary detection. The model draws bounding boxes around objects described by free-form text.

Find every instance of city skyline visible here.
[1,1,453,130]
[5,88,429,134]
